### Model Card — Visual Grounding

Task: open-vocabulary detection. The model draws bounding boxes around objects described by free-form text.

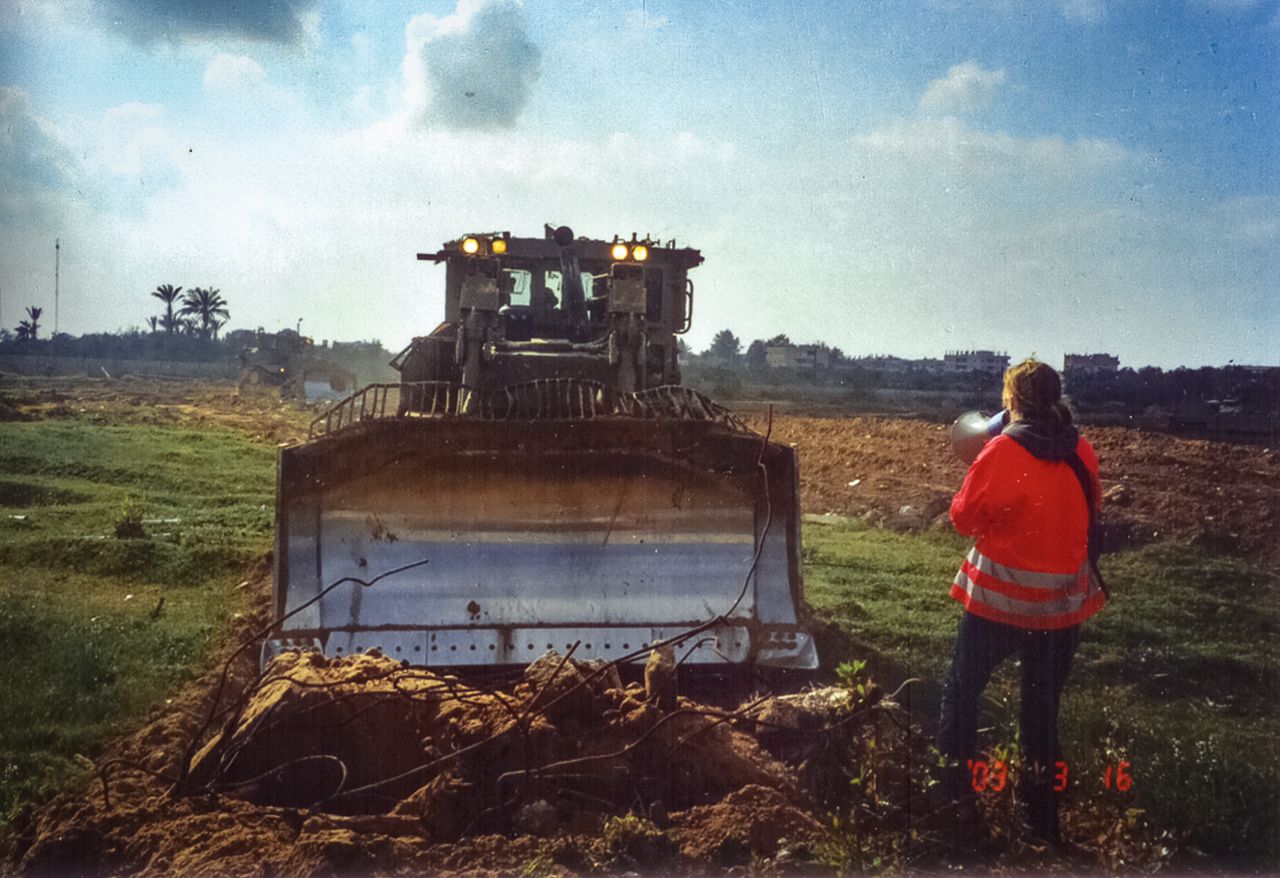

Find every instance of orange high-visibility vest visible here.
[949,434,1107,629]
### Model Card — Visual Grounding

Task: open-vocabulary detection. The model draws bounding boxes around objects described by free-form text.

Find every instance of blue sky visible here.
[1,0,1276,368]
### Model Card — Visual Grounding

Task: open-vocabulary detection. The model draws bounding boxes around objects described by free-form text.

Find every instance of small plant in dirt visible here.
[516,851,556,878]
[114,493,146,540]
[598,813,675,867]
[809,659,946,874]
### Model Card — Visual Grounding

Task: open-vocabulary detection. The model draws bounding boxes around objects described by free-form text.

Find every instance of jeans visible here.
[938,611,1081,841]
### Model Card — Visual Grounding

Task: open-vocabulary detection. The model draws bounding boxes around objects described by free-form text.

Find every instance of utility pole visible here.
[54,238,60,335]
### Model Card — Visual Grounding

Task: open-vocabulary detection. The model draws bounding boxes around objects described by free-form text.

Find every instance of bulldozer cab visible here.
[392,227,698,396]
[434,227,697,336]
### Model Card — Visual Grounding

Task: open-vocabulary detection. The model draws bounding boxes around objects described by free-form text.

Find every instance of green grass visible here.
[0,419,275,827]
[803,519,1280,868]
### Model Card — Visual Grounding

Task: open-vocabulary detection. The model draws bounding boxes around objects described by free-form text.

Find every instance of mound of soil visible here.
[184,650,797,827]
[13,647,863,876]
[670,785,823,863]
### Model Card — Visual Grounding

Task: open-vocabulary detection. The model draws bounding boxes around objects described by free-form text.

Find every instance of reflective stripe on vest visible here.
[950,547,1106,629]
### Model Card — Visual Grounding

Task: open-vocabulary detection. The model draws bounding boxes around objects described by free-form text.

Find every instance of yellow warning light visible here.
[610,242,629,261]
[461,237,480,255]
[491,237,508,255]
[632,244,649,262]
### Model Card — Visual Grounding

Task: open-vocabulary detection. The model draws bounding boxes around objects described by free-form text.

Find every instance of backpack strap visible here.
[1064,453,1108,598]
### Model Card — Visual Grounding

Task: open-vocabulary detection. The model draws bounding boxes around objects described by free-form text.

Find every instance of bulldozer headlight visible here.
[632,244,649,262]
[490,237,507,255]
[462,236,480,255]
[610,242,629,261]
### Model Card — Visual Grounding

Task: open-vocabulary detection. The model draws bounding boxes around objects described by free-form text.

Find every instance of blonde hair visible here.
[1003,358,1072,425]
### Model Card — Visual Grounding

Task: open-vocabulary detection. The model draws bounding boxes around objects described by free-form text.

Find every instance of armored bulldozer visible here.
[237,329,357,401]
[266,225,817,673]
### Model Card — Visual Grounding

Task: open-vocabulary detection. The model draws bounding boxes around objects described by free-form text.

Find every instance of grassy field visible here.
[805,520,1280,868]
[0,418,275,827]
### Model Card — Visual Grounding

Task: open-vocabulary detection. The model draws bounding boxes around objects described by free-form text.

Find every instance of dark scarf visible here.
[1003,418,1079,462]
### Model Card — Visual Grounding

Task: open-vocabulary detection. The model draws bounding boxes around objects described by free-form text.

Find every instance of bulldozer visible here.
[237,328,357,401]
[264,225,817,673]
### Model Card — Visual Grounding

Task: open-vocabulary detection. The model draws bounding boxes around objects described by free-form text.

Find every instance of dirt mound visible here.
[670,784,823,863]
[14,648,850,876]
[184,650,797,828]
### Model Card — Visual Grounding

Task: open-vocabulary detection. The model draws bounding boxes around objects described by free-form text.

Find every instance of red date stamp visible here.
[1103,760,1134,791]
[965,759,1132,793]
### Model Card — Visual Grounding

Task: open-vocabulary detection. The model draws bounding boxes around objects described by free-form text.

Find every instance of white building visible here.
[943,350,1010,375]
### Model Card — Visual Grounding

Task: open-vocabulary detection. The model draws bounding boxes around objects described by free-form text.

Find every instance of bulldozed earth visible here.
[3,377,1274,874]
[11,603,870,877]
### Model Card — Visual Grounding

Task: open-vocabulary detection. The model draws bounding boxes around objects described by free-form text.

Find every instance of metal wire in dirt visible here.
[174,557,431,794]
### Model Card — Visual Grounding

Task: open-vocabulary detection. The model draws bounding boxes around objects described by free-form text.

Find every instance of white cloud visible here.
[624,8,669,30]
[96,102,178,181]
[400,0,541,130]
[351,30,374,62]
[920,61,1006,114]
[1209,195,1280,247]
[197,53,302,131]
[1061,0,1106,23]
[203,53,266,93]
[0,86,80,225]
[855,115,1130,178]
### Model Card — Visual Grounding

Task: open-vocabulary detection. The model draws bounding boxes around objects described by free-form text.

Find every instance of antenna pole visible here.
[55,238,60,335]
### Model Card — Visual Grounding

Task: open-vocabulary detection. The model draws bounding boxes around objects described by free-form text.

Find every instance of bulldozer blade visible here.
[266,417,816,670]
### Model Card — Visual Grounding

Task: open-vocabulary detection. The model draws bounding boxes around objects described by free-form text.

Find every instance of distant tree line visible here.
[0,280,396,383]
[6,282,229,347]
[1063,365,1278,414]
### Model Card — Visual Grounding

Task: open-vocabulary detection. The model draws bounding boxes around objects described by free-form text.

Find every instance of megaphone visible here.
[950,410,1009,464]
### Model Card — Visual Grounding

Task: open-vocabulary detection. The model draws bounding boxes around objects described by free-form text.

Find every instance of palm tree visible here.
[179,287,230,339]
[151,284,182,334]
[147,316,159,333]
[24,307,42,340]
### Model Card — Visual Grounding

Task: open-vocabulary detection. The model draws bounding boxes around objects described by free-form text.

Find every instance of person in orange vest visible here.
[938,357,1107,847]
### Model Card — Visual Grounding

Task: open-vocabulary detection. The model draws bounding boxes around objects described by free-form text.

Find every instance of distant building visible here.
[1237,364,1279,376]
[1063,353,1120,375]
[852,355,944,374]
[765,343,831,370]
[943,350,1010,375]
